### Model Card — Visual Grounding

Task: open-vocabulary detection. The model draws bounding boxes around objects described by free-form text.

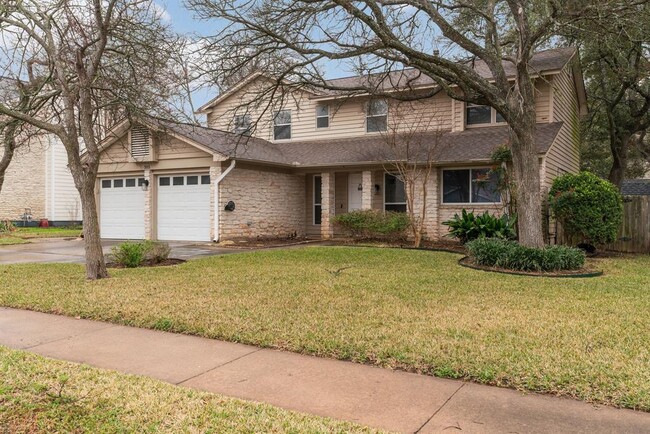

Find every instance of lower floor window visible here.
[314,175,322,225]
[442,168,501,204]
[384,173,407,212]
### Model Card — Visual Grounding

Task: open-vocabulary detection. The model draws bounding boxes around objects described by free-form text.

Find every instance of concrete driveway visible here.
[0,238,241,265]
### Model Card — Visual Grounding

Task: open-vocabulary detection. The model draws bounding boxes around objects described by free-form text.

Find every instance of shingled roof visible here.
[311,47,577,97]
[153,120,563,167]
[621,179,650,196]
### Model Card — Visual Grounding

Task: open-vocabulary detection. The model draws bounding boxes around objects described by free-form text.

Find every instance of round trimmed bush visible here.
[548,172,623,245]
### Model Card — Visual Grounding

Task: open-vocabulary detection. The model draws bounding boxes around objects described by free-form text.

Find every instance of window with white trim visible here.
[273,110,291,140]
[384,173,406,212]
[233,114,252,135]
[314,175,322,225]
[465,103,506,126]
[316,105,329,128]
[366,99,388,132]
[442,168,501,204]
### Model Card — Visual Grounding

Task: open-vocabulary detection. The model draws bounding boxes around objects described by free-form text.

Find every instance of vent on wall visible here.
[130,124,150,160]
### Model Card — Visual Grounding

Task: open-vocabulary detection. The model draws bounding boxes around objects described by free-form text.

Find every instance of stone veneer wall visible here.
[219,166,306,239]
[0,140,47,221]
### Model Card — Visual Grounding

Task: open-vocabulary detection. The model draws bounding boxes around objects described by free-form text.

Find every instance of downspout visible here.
[213,159,236,242]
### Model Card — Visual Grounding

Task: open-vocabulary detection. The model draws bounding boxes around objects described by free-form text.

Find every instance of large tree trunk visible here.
[78,181,108,280]
[608,134,630,188]
[510,126,544,248]
[0,123,18,195]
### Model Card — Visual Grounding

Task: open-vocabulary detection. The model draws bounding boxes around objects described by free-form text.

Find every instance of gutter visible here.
[213,159,236,242]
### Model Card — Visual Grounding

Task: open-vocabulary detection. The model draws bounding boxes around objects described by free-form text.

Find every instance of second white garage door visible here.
[157,174,211,242]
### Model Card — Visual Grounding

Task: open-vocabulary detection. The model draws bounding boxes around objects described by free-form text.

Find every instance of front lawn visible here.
[0,346,376,433]
[12,226,83,239]
[1,247,649,411]
[0,236,28,245]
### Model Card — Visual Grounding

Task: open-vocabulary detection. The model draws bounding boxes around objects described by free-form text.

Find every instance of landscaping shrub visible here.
[549,172,623,246]
[109,241,171,268]
[443,209,516,244]
[144,241,171,264]
[333,209,411,241]
[466,238,585,272]
[0,220,16,233]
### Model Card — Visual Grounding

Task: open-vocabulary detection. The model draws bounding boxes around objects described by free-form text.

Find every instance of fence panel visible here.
[607,196,650,253]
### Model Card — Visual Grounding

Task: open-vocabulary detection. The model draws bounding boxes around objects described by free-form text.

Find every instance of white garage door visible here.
[157,174,211,242]
[100,177,146,239]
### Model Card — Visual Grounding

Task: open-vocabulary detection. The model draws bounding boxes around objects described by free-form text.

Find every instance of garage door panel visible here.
[100,177,145,239]
[157,175,211,242]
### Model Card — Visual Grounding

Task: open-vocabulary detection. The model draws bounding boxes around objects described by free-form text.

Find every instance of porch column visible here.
[361,170,373,210]
[210,164,222,241]
[143,168,153,240]
[321,171,335,239]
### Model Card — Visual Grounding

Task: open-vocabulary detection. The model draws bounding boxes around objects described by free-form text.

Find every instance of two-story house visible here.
[95,47,586,242]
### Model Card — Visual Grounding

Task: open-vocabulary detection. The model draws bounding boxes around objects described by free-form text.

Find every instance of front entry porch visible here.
[305,169,407,239]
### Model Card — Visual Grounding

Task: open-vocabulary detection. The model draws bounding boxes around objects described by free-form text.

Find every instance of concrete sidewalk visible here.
[1,308,648,433]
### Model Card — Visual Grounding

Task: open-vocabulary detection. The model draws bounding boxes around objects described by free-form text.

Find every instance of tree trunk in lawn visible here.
[0,125,17,195]
[78,177,108,280]
[608,134,630,188]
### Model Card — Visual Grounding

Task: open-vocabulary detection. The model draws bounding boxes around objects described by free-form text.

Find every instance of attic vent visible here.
[130,125,150,159]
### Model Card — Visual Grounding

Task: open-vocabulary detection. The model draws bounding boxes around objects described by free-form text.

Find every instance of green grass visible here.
[12,226,83,239]
[0,236,28,245]
[0,247,649,411]
[0,346,378,433]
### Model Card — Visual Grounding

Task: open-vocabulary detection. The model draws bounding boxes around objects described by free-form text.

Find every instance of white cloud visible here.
[153,2,172,22]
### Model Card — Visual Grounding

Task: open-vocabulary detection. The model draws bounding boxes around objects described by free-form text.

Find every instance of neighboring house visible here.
[95,47,586,242]
[0,134,82,225]
[621,179,650,196]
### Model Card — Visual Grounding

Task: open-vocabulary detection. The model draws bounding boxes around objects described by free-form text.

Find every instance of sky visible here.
[159,0,351,110]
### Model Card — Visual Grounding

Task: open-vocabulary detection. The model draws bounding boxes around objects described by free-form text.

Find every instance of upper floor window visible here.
[466,103,506,126]
[273,109,291,140]
[367,99,388,133]
[442,168,501,204]
[233,114,251,135]
[316,105,329,128]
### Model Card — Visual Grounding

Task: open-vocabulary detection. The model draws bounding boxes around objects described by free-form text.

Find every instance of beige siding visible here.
[98,130,213,175]
[543,68,581,191]
[219,164,305,239]
[207,77,454,141]
[45,139,81,221]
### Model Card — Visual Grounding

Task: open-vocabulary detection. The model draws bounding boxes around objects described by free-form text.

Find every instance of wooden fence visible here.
[606,196,650,253]
[556,195,650,253]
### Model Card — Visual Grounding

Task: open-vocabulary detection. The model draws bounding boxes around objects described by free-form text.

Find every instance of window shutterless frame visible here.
[465,103,506,126]
[366,99,388,133]
[316,105,329,129]
[383,173,407,212]
[273,109,292,140]
[441,167,501,204]
[313,175,322,225]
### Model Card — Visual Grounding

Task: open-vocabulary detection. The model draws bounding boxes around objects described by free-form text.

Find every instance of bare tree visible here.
[0,0,182,279]
[373,101,443,247]
[187,0,613,247]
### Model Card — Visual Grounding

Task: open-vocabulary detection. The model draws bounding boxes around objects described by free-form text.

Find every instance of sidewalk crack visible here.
[22,323,118,350]
[175,347,263,386]
[414,383,466,434]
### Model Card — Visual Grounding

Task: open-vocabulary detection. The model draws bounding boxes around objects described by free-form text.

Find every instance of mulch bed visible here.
[107,258,186,269]
[458,256,603,278]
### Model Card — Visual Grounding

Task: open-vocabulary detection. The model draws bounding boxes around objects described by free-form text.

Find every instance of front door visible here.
[348,173,363,211]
